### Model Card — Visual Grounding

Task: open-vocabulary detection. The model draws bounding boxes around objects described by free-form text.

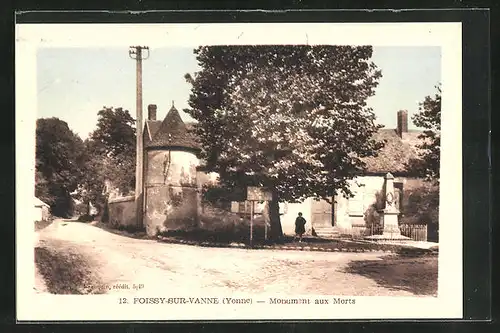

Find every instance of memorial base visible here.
[382,210,401,237]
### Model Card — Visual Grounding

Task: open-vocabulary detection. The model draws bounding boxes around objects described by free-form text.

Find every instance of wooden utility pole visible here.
[129,46,149,228]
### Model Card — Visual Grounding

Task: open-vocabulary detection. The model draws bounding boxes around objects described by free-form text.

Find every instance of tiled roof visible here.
[34,197,49,207]
[185,122,196,131]
[362,129,423,174]
[146,105,200,151]
[144,108,423,175]
[144,120,161,144]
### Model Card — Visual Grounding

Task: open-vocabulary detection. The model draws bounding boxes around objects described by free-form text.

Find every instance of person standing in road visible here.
[294,212,307,242]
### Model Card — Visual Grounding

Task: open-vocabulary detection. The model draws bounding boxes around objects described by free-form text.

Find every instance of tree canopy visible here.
[77,107,136,215]
[406,85,441,183]
[185,45,384,239]
[35,117,85,217]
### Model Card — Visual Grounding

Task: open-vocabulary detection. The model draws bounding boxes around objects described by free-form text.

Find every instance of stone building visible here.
[109,106,431,238]
[142,103,200,236]
[221,110,431,238]
[275,110,428,237]
[34,197,50,222]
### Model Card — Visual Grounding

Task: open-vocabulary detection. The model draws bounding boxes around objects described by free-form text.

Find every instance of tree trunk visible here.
[100,199,110,223]
[268,190,283,242]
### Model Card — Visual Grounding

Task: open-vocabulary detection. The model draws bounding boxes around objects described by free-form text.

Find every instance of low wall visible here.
[199,203,255,231]
[108,196,137,228]
[145,185,198,236]
[197,203,271,243]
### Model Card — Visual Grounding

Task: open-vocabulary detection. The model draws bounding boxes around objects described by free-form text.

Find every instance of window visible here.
[235,201,252,216]
[238,201,246,214]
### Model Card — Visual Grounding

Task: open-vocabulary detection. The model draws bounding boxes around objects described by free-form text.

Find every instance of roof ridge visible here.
[146,106,199,150]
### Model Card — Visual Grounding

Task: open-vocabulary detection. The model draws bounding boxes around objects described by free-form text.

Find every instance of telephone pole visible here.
[129,45,149,228]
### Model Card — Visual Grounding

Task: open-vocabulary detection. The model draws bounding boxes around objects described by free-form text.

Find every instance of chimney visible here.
[397,110,408,137]
[148,104,157,121]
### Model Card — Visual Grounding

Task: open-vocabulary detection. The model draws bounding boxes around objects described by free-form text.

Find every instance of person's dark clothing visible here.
[295,216,306,234]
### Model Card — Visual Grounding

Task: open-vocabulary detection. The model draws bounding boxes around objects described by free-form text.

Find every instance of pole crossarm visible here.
[129,46,150,60]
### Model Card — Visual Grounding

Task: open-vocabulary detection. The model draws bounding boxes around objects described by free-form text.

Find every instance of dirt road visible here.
[34,220,437,296]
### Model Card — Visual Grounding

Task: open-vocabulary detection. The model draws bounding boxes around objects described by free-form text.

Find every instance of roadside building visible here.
[34,197,50,222]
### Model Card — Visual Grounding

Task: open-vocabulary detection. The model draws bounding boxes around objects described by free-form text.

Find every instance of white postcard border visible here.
[16,22,462,321]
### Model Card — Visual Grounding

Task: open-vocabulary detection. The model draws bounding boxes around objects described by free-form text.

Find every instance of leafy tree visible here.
[90,107,136,158]
[35,118,85,217]
[400,184,439,225]
[76,140,106,216]
[185,45,384,240]
[406,85,441,182]
[78,107,136,215]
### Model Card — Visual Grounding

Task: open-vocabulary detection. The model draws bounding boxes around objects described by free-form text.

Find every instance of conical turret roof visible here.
[147,102,199,151]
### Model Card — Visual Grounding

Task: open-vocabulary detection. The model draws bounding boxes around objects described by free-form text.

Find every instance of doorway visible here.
[311,198,335,228]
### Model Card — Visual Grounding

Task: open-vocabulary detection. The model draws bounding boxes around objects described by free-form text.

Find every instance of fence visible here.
[350,223,429,241]
[399,224,428,241]
[350,224,383,238]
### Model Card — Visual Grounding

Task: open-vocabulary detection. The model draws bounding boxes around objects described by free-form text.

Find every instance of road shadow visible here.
[343,254,438,296]
[35,240,107,294]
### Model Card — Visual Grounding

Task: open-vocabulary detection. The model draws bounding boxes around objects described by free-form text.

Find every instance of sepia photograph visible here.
[16,22,462,321]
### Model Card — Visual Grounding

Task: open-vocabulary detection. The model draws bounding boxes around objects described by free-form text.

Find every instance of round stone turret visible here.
[144,102,200,236]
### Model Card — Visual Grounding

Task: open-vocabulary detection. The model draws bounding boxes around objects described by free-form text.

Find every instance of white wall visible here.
[276,176,387,234]
[347,176,385,212]
[146,149,200,186]
[34,206,43,222]
[279,198,312,236]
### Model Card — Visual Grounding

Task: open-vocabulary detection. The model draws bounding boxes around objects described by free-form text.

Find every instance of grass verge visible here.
[35,240,107,294]
[160,230,438,255]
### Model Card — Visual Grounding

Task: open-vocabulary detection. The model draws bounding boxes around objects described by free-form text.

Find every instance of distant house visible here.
[34,197,50,222]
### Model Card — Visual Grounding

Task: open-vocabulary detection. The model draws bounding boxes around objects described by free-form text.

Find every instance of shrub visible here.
[74,202,89,217]
[364,190,385,231]
[401,184,439,226]
[201,184,245,210]
[77,214,95,222]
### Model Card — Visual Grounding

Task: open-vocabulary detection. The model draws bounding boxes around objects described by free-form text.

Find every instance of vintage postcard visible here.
[16,21,462,321]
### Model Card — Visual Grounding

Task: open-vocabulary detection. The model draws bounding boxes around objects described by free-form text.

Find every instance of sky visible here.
[37,46,441,139]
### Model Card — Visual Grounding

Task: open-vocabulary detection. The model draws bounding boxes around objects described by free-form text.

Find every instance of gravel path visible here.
[34,220,436,296]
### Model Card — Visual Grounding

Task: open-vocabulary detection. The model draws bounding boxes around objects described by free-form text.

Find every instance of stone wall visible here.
[108,196,136,228]
[198,202,268,242]
[144,149,200,236]
[198,203,247,231]
[146,149,199,186]
[145,186,198,234]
